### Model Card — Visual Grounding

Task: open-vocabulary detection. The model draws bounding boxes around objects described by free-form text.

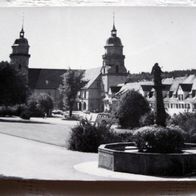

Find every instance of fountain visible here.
[98,63,196,176]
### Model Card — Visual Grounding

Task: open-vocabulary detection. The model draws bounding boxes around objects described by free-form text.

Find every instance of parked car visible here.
[52,110,64,117]
[94,112,117,126]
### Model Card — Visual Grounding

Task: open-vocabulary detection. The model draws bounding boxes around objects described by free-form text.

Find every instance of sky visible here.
[0,7,196,73]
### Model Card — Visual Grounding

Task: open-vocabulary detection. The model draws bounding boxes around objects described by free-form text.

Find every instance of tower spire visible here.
[20,12,25,38]
[113,12,116,30]
[111,12,117,37]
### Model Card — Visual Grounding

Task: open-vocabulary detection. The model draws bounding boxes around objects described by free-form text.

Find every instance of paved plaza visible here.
[0,117,196,181]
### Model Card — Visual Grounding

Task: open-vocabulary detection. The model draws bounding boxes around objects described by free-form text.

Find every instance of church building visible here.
[9,22,129,112]
[77,23,128,112]
[9,22,195,116]
[9,27,67,108]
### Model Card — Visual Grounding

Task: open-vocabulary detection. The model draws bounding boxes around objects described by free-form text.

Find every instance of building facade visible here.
[9,24,128,111]
[10,27,66,108]
[10,26,196,116]
[77,23,128,112]
[114,75,196,116]
[10,27,31,82]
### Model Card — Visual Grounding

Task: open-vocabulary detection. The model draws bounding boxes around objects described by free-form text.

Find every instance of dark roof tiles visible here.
[29,68,66,89]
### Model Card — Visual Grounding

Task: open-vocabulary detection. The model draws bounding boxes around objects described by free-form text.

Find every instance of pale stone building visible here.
[114,75,196,116]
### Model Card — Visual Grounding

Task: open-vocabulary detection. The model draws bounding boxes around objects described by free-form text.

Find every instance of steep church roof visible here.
[83,67,101,89]
[29,68,66,89]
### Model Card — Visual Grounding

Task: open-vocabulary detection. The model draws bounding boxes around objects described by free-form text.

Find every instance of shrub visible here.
[0,106,15,117]
[0,104,29,117]
[116,90,150,129]
[14,104,28,116]
[0,106,7,117]
[27,94,54,117]
[133,125,185,153]
[140,111,171,127]
[68,119,133,152]
[139,111,155,126]
[168,112,196,143]
[63,113,80,121]
[20,110,31,120]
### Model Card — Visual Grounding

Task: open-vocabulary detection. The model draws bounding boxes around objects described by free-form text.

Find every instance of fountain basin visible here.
[98,142,196,176]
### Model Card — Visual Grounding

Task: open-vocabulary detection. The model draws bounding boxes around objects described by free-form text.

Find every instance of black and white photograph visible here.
[0,3,196,192]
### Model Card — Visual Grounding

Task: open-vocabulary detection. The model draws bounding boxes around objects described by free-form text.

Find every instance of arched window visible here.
[78,102,82,111]
[83,102,86,110]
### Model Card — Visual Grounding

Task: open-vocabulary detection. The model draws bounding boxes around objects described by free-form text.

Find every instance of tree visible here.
[27,93,54,117]
[0,61,28,106]
[59,69,87,117]
[151,63,166,127]
[37,94,53,116]
[116,90,151,128]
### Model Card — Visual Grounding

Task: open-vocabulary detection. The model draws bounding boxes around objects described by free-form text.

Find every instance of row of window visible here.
[150,102,192,110]
[78,90,87,99]
[146,93,195,100]
[165,103,190,109]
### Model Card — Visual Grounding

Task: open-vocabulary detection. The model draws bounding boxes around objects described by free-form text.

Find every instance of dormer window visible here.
[178,94,183,100]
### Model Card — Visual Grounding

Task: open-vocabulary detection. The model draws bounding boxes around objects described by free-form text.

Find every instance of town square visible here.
[0,6,196,188]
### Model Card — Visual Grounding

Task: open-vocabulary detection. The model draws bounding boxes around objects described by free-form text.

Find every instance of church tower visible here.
[10,27,30,80]
[101,21,128,93]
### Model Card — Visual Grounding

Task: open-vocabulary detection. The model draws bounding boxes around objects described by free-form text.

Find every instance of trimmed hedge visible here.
[0,104,27,117]
[68,119,133,153]
[133,125,185,153]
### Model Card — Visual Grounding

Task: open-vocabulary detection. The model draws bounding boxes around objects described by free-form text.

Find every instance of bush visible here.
[116,90,150,129]
[68,119,133,153]
[0,104,29,117]
[0,106,15,117]
[168,112,196,143]
[140,111,171,127]
[139,111,155,126]
[20,110,31,120]
[133,125,185,153]
[63,113,80,121]
[27,94,54,117]
[14,104,28,116]
[0,106,7,117]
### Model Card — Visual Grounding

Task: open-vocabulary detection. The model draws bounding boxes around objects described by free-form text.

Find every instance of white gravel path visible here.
[74,161,196,181]
[0,133,108,180]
